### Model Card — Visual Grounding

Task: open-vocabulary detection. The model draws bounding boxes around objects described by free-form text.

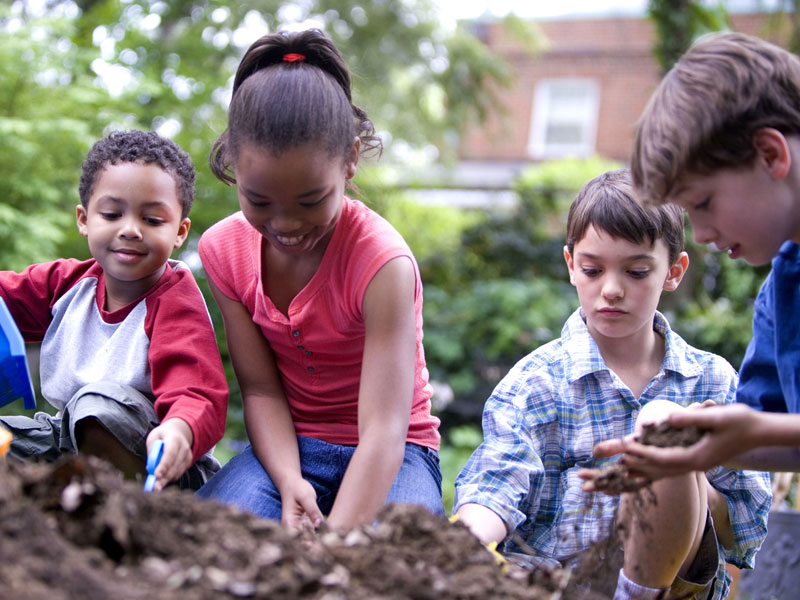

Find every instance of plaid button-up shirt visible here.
[454,309,771,599]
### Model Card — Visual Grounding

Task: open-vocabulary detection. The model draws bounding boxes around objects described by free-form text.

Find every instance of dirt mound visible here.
[0,456,569,600]
[4,422,697,598]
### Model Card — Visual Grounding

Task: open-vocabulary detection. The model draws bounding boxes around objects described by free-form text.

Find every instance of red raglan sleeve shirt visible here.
[0,259,228,464]
[143,266,229,463]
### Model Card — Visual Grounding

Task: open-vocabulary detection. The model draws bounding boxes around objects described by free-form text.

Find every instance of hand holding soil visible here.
[579,421,707,495]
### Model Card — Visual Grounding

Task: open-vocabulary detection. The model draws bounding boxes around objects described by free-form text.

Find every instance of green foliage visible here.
[647,0,730,73]
[439,424,483,513]
[413,158,620,415]
[423,279,575,399]
[0,9,99,268]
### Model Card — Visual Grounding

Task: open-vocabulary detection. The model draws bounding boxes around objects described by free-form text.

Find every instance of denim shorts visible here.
[0,381,219,490]
[196,435,445,520]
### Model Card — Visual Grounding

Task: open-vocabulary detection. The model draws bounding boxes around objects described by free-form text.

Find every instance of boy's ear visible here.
[173,217,191,249]
[344,137,360,181]
[563,245,577,286]
[663,251,689,292]
[76,205,89,238]
[753,127,791,179]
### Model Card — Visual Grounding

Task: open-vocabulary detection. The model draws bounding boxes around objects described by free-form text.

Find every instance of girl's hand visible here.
[146,418,194,491]
[279,477,324,531]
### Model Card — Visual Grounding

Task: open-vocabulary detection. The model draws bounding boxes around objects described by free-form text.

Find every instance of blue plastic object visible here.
[0,297,35,410]
[144,439,165,493]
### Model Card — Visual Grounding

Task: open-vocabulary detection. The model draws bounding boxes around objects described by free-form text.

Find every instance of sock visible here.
[612,568,667,600]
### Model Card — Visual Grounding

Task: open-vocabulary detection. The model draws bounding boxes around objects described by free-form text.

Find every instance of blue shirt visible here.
[738,240,800,414]
[454,309,771,599]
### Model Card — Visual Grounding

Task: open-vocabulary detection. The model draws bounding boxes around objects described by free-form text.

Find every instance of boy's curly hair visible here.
[79,130,195,218]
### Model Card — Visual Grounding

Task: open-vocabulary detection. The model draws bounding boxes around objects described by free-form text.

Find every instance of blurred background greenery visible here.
[0,0,789,512]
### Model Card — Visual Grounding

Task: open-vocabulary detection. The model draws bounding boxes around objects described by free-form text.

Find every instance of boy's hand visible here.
[279,477,324,532]
[581,401,719,490]
[590,402,751,482]
[146,418,194,491]
[453,503,508,546]
[616,403,756,478]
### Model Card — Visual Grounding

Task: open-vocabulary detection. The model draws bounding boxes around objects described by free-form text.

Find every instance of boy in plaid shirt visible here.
[454,170,770,600]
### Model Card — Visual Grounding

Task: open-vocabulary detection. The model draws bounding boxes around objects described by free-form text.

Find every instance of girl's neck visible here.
[262,238,328,317]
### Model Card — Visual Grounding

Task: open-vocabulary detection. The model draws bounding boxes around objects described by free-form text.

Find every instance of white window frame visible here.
[528,78,600,159]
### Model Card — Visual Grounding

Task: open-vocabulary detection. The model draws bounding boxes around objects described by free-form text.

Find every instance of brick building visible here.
[457,11,788,170]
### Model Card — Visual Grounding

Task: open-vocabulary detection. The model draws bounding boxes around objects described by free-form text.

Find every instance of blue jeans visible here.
[196,435,444,520]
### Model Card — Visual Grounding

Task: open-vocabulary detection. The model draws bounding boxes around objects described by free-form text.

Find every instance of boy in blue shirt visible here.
[454,170,770,600]
[593,32,800,479]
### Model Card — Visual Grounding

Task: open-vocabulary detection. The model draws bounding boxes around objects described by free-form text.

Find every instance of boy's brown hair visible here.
[632,32,800,204]
[567,169,684,264]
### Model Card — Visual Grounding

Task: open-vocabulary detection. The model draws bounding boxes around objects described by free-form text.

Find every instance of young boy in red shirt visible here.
[0,130,228,490]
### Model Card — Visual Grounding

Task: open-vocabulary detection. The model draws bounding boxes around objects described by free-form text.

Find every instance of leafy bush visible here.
[439,424,484,513]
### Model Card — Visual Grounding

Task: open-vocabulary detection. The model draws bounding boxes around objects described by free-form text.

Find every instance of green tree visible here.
[0,0,514,441]
[0,4,103,269]
[647,0,730,73]
[2,0,513,261]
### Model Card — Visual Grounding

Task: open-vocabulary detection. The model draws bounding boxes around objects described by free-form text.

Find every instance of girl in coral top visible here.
[196,29,442,531]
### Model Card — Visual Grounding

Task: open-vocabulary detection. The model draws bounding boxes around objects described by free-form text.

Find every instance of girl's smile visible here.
[234,141,359,261]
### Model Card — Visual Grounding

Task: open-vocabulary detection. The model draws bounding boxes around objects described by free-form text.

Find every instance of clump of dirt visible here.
[0,456,569,600]
[584,421,706,494]
[0,422,706,599]
[585,464,645,494]
[636,421,706,448]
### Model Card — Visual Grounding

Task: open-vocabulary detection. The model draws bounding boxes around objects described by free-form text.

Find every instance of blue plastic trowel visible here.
[0,297,35,410]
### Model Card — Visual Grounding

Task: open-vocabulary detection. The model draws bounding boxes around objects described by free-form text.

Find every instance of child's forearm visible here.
[724,446,800,472]
[241,392,298,485]
[326,432,406,531]
[244,393,304,489]
[719,410,800,471]
[747,410,800,446]
[454,503,508,546]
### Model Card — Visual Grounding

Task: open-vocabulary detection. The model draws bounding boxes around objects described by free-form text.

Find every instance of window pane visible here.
[528,78,599,159]
[545,123,584,145]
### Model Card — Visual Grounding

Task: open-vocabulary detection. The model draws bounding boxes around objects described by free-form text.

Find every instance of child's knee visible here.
[73,416,128,453]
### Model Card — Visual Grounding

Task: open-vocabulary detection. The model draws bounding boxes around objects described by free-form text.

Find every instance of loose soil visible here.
[0,422,701,599]
[0,456,568,600]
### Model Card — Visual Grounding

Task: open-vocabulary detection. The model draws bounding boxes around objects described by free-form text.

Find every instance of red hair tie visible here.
[283,53,306,63]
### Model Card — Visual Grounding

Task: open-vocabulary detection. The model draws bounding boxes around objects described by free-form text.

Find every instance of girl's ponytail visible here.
[210,29,381,186]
